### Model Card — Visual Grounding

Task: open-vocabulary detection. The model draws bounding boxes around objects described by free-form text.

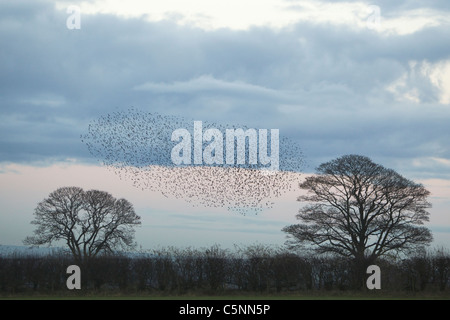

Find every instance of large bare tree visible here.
[24,186,141,261]
[283,155,433,275]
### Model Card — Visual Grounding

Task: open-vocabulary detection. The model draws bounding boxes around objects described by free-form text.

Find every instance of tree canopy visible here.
[282,154,433,263]
[24,186,141,261]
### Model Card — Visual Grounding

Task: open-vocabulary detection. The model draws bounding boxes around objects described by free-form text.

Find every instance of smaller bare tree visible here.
[24,186,141,261]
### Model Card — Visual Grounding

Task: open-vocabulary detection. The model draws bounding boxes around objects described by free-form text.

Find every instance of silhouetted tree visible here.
[283,155,433,287]
[24,186,141,261]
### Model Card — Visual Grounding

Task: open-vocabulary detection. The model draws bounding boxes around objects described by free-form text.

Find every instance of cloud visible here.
[1,0,449,179]
[387,59,450,104]
[1,0,450,250]
[134,75,289,99]
[52,0,450,35]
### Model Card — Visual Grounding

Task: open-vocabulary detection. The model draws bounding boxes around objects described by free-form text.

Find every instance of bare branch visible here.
[283,154,433,263]
[23,186,141,261]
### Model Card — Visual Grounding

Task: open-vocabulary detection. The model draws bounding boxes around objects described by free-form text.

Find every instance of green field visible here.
[2,291,450,300]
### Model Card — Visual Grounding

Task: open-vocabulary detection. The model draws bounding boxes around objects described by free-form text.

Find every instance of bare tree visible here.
[24,186,141,261]
[282,155,433,285]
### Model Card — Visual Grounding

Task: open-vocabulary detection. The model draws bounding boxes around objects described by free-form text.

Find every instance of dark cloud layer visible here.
[1,0,449,180]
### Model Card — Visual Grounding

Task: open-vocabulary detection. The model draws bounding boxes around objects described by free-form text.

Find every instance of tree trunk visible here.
[352,255,376,290]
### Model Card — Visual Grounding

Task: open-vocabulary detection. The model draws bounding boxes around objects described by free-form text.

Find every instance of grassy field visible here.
[2,291,450,300]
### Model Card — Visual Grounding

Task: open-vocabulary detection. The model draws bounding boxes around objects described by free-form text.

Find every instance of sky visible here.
[1,0,449,252]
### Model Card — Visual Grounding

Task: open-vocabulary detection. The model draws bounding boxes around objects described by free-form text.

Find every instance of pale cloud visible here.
[386,59,450,104]
[407,157,450,180]
[19,94,67,108]
[430,157,450,167]
[378,8,450,36]
[54,0,450,34]
[55,0,303,30]
[133,75,293,101]
[427,60,450,104]
[387,72,421,103]
[420,178,450,199]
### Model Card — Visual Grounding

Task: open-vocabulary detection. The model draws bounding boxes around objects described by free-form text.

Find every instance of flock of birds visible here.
[81,108,304,214]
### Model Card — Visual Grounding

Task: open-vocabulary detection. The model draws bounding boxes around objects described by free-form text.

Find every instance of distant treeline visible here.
[0,244,449,294]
